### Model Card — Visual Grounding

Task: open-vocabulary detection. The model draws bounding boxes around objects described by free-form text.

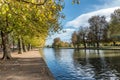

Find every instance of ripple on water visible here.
[43,49,120,80]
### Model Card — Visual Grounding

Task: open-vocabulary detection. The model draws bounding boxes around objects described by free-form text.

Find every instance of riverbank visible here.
[50,46,120,50]
[0,49,54,80]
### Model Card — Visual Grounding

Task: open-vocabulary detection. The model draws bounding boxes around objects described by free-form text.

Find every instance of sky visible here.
[45,0,120,45]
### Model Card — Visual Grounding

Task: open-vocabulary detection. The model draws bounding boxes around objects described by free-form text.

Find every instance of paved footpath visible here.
[0,49,54,80]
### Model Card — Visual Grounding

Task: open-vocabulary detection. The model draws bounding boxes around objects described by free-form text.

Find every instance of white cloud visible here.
[95,0,120,9]
[65,7,120,28]
[65,0,120,28]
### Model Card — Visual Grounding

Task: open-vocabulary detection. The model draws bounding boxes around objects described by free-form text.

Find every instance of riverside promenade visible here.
[0,49,54,80]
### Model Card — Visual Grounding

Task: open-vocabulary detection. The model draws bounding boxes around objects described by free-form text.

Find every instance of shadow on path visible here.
[0,58,54,80]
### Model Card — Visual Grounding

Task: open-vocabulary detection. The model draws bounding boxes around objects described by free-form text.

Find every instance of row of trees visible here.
[52,37,70,48]
[71,9,120,48]
[0,0,80,60]
[0,0,65,60]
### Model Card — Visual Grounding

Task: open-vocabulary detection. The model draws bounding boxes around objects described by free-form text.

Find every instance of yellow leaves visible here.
[48,14,52,19]
[41,5,45,9]
[47,0,54,4]
[52,5,56,9]
[39,0,45,3]
[41,13,45,18]
[29,36,46,47]
[57,5,62,11]
[0,3,2,7]
[8,13,12,17]
[59,7,62,11]
[26,4,30,8]
[22,15,26,20]
[1,3,9,14]
[32,0,35,3]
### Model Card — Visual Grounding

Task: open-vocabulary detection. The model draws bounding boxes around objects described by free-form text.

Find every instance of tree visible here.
[77,26,88,48]
[87,30,95,47]
[52,37,61,48]
[71,31,77,48]
[88,15,108,48]
[109,9,120,45]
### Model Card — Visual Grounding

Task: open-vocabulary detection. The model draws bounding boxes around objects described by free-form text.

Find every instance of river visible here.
[41,48,120,80]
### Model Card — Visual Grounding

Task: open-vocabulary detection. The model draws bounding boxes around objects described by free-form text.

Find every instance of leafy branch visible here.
[16,0,48,6]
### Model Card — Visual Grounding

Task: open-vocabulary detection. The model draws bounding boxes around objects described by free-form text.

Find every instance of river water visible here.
[41,48,120,80]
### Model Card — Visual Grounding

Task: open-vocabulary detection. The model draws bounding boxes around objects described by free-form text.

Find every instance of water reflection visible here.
[42,48,120,80]
[74,49,120,80]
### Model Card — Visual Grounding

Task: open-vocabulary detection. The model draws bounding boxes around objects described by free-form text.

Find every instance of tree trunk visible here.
[18,37,23,54]
[96,35,99,48]
[22,41,27,52]
[0,44,2,48]
[83,37,86,48]
[1,31,12,60]
[28,43,32,51]
[113,41,116,46]
[12,39,15,52]
[96,41,99,48]
[83,41,86,48]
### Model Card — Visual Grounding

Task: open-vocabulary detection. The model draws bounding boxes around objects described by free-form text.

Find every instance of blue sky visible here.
[46,0,120,45]
[62,0,104,23]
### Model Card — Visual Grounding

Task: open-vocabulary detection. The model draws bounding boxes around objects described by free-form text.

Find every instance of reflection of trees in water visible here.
[96,50,120,80]
[53,49,62,61]
[53,49,75,63]
[73,49,120,80]
[73,49,86,65]
[73,50,95,78]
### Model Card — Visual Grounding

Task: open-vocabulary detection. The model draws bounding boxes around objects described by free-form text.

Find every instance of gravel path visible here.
[0,49,54,80]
